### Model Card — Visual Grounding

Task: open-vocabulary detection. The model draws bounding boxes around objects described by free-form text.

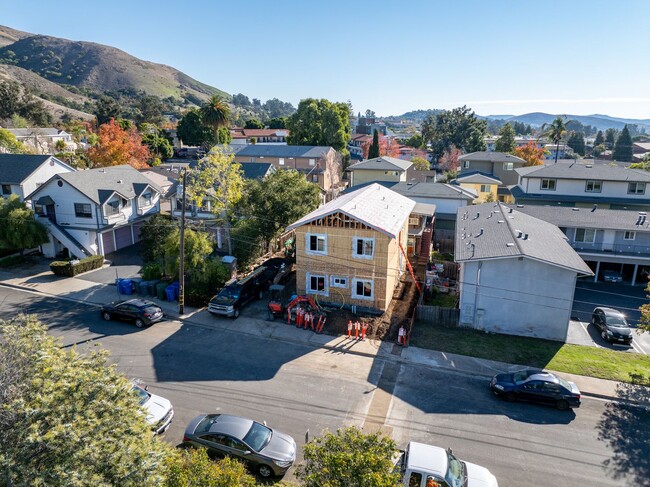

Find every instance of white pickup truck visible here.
[399,441,498,487]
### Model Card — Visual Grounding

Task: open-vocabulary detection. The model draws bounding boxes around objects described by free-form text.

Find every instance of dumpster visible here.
[156,281,168,301]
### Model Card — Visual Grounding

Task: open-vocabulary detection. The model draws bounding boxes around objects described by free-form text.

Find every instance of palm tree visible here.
[200,95,231,145]
[542,116,567,164]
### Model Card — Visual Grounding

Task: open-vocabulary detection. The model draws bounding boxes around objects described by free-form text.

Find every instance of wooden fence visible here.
[416,304,460,327]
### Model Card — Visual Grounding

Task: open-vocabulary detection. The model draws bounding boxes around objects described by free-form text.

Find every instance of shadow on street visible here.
[597,374,650,485]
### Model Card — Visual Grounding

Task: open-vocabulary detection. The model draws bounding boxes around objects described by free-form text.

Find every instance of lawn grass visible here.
[422,292,458,308]
[411,320,650,384]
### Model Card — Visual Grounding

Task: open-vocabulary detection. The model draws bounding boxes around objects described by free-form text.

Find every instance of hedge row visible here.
[50,255,105,277]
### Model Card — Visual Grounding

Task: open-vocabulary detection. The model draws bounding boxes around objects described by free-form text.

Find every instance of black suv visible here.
[208,266,275,318]
[591,307,633,345]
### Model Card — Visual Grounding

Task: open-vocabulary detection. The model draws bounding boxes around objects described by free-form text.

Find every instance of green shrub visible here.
[141,262,162,281]
[50,255,104,277]
[0,255,25,268]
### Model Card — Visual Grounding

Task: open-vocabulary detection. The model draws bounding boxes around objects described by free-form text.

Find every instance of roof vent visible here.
[117,180,123,184]
[498,219,505,223]
[475,212,480,219]
[476,228,484,237]
[506,243,515,247]
[516,230,523,238]
[516,204,524,208]
[508,208,513,214]
[639,212,647,215]
[572,208,579,211]
[591,204,597,212]
[522,233,529,240]
[585,164,592,168]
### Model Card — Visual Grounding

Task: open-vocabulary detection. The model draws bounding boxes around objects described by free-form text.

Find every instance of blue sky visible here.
[2,0,649,119]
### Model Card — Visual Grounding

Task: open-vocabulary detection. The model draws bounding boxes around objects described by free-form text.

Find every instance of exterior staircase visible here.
[417,223,434,265]
[39,216,93,259]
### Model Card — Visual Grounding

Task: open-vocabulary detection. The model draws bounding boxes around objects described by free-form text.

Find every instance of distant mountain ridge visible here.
[397,108,650,131]
[0,26,228,105]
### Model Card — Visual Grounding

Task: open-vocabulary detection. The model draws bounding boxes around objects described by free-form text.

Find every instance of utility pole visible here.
[178,169,187,314]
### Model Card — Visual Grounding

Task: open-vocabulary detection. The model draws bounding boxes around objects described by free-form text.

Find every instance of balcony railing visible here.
[571,241,650,256]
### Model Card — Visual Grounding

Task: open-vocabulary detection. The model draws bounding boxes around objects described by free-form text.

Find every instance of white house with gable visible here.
[26,165,162,259]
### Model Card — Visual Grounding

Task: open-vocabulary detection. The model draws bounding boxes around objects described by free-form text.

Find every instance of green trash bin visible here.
[156,282,168,301]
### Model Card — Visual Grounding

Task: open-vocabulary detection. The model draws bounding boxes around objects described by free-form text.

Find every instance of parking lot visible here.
[569,279,649,354]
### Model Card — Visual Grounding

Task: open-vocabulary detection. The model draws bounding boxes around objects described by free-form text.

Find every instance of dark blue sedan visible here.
[490,369,581,410]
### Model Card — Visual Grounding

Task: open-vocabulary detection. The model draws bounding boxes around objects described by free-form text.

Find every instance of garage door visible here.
[102,232,115,255]
[114,226,133,250]
[132,222,145,243]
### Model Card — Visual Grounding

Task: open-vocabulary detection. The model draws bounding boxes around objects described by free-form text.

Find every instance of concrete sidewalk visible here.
[1,265,648,407]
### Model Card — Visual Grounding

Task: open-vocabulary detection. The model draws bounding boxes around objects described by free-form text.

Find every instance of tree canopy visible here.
[495,123,516,153]
[640,279,650,334]
[87,118,150,169]
[0,80,52,126]
[421,105,487,161]
[410,155,430,170]
[239,169,321,246]
[287,98,351,161]
[94,95,122,125]
[0,128,30,153]
[0,196,48,253]
[613,125,633,162]
[177,109,214,147]
[200,95,231,144]
[594,130,605,147]
[543,116,567,163]
[368,129,380,159]
[514,142,547,167]
[163,449,257,487]
[0,315,170,485]
[567,131,586,156]
[244,118,264,129]
[296,427,400,487]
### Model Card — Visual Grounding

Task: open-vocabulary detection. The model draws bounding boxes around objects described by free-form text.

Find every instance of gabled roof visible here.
[234,145,334,158]
[239,162,275,180]
[26,165,162,204]
[509,184,650,206]
[515,163,650,182]
[7,128,66,137]
[455,202,592,275]
[458,151,526,164]
[347,156,412,172]
[0,154,74,184]
[510,205,650,232]
[391,182,477,200]
[454,172,502,185]
[286,183,415,239]
[230,128,289,138]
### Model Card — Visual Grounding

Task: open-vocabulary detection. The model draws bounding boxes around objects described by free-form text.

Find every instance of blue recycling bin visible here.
[138,280,150,295]
[164,282,178,302]
[118,279,133,295]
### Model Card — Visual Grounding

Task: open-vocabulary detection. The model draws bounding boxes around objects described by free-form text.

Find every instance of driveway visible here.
[77,244,143,284]
[570,281,649,354]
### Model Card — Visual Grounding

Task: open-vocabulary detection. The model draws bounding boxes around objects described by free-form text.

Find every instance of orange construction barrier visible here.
[347,320,352,338]
[354,321,360,339]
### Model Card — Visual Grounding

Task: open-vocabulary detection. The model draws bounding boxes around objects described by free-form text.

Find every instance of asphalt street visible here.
[1,286,647,487]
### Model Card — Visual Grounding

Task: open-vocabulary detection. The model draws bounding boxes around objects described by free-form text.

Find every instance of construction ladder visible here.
[399,243,422,295]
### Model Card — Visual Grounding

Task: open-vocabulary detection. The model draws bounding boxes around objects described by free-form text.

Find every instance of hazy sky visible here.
[3,0,649,119]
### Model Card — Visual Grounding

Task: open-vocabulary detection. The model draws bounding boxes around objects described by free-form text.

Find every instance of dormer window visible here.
[140,192,152,207]
[106,200,121,216]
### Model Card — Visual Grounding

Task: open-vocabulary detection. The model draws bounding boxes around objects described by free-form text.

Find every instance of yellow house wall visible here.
[294,219,408,311]
[460,182,498,203]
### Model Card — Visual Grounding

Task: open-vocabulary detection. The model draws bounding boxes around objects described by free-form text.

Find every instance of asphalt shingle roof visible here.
[455,202,592,274]
[239,162,274,180]
[458,151,526,164]
[0,154,60,184]
[509,184,650,206]
[347,156,412,172]
[391,182,477,200]
[286,183,415,239]
[515,163,650,182]
[28,165,162,204]
[510,205,650,232]
[233,145,334,158]
[454,172,502,185]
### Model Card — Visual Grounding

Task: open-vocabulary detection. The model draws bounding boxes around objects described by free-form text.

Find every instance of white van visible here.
[399,441,498,487]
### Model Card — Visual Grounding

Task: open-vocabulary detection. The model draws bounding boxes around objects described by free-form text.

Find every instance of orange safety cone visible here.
[296,307,303,328]
[354,320,360,340]
[287,308,291,325]
[316,315,325,333]
[347,320,352,338]
[308,312,315,330]
[361,322,368,340]
[398,325,406,345]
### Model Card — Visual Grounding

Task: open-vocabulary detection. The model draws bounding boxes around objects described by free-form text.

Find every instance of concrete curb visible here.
[3,280,649,408]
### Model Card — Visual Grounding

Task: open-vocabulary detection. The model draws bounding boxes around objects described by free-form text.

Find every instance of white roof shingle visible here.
[286,183,415,239]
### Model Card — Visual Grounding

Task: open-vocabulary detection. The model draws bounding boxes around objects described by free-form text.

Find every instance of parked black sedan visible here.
[100,299,164,328]
[591,307,633,345]
[490,369,581,410]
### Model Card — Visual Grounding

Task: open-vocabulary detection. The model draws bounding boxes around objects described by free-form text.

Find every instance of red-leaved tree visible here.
[437,145,462,172]
[361,136,401,159]
[87,119,150,169]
